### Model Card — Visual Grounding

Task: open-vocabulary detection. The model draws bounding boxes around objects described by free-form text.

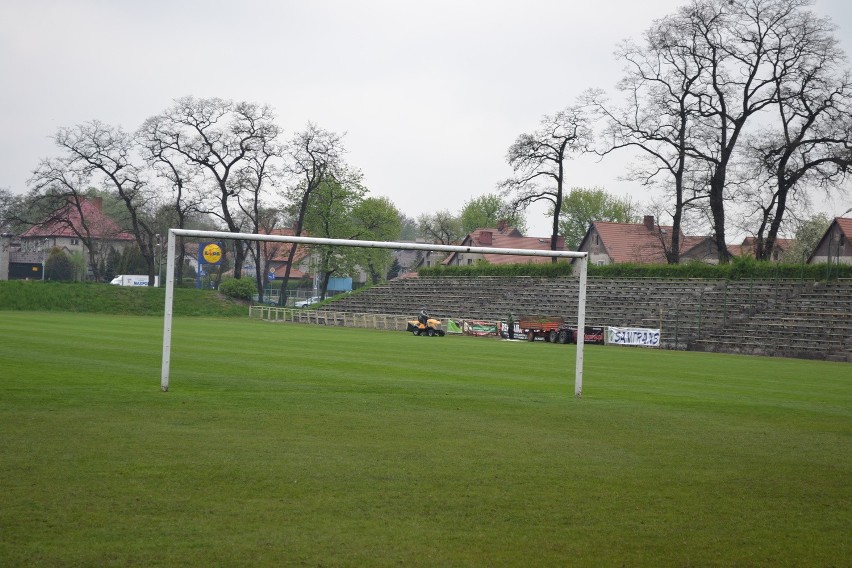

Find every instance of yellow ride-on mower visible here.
[406,317,446,336]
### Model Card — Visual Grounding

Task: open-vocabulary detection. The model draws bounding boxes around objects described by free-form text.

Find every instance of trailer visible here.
[518,317,605,345]
[519,316,572,343]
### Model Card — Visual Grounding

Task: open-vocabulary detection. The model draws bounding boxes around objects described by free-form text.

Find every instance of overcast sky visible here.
[2,0,850,237]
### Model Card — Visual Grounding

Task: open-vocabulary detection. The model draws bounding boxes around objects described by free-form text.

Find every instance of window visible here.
[70,239,79,245]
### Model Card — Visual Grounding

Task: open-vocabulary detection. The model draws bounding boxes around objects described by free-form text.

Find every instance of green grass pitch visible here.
[1,311,849,566]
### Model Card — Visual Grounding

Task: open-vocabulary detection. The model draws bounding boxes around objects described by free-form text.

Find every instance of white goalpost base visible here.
[160,229,589,396]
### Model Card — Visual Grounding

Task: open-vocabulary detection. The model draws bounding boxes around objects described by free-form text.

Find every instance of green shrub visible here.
[419,258,852,280]
[217,277,257,301]
[44,247,75,281]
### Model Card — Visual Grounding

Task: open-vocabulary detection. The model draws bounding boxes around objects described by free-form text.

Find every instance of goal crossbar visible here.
[160,229,589,396]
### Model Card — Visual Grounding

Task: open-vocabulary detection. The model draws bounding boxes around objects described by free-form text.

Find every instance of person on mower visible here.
[418,308,429,326]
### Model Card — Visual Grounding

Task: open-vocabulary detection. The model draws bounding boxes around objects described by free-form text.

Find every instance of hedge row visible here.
[418,258,852,281]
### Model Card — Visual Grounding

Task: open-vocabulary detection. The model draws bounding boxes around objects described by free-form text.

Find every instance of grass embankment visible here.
[0,280,248,316]
[1,312,849,566]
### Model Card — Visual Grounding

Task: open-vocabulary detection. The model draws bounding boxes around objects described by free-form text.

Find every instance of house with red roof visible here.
[678,235,721,263]
[261,227,313,280]
[728,237,796,261]
[205,227,316,280]
[441,225,567,267]
[576,216,681,266]
[576,215,801,266]
[7,196,134,280]
[808,217,852,264]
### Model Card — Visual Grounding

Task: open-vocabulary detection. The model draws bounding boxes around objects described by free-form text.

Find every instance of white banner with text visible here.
[606,327,661,348]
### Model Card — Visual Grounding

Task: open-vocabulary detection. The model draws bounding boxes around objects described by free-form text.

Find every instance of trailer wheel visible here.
[547,330,558,343]
[558,329,569,344]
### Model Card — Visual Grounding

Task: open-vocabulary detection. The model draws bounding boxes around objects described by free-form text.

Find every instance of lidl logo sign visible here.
[201,242,223,265]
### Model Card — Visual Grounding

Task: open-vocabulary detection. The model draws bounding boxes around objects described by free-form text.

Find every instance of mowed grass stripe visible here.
[0,311,849,566]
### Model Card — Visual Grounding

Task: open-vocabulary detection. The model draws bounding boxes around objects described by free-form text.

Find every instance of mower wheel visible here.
[427,328,435,337]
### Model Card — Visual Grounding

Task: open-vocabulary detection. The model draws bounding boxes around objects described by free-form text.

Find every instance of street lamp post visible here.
[155,234,162,286]
[41,238,48,280]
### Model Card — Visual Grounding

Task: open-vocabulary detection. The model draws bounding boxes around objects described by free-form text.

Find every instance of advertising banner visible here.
[579,326,605,344]
[498,321,522,339]
[199,242,224,265]
[463,320,497,336]
[196,241,224,289]
[606,327,661,348]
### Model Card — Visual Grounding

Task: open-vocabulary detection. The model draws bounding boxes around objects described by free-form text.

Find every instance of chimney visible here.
[92,197,103,210]
[496,219,508,233]
[479,231,492,246]
[643,215,655,230]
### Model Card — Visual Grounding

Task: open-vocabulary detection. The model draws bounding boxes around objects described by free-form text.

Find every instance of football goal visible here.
[160,229,589,396]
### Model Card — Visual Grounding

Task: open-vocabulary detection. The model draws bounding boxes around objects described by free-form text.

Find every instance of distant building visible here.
[573,215,799,266]
[259,227,314,280]
[442,225,567,267]
[576,216,681,266]
[0,232,12,280]
[808,217,852,265]
[729,236,796,261]
[679,236,721,264]
[204,227,315,281]
[7,197,134,280]
[244,227,367,289]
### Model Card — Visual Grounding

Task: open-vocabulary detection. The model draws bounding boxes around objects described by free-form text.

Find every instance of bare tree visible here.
[27,161,111,281]
[0,188,27,233]
[745,10,852,260]
[51,121,159,284]
[278,123,350,304]
[148,96,281,279]
[670,0,826,262]
[138,115,207,284]
[499,104,593,261]
[591,9,710,263]
[248,207,287,298]
[234,133,283,300]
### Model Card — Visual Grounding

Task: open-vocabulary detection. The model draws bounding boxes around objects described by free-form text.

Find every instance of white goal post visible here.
[160,229,589,396]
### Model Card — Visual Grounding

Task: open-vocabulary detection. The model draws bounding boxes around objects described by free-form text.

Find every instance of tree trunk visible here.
[709,171,730,263]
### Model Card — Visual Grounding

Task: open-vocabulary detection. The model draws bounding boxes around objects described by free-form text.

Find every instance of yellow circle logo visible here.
[202,243,223,264]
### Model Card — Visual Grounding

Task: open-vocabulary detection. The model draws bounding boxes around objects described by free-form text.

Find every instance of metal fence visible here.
[249,306,412,331]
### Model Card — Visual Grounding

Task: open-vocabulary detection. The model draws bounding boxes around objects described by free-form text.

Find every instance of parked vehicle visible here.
[518,316,605,344]
[519,316,569,343]
[294,296,322,308]
[110,275,159,287]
